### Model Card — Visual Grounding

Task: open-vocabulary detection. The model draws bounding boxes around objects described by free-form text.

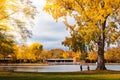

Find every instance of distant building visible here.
[46,58,77,65]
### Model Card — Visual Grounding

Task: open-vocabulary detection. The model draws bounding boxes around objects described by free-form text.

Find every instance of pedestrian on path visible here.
[87,64,90,71]
[80,63,83,71]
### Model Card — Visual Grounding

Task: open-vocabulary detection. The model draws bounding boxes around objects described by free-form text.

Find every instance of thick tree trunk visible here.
[96,21,107,70]
[96,46,106,70]
[96,37,106,70]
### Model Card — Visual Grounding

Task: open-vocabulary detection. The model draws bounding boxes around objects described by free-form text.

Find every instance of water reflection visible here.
[0,65,119,72]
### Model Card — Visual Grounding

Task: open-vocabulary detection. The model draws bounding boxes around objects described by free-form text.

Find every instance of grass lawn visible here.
[0,70,120,80]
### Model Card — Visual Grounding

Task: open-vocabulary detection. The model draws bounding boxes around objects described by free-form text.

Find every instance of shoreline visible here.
[0,63,48,66]
[0,63,119,66]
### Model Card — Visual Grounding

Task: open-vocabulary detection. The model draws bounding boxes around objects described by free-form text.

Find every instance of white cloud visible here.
[27,0,70,50]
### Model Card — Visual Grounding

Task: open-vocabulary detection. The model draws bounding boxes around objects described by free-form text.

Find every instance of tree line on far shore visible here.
[0,42,120,63]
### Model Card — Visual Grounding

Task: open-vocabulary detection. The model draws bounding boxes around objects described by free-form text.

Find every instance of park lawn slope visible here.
[0,70,120,80]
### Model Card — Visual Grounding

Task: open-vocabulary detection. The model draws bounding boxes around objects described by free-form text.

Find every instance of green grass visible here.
[0,70,120,80]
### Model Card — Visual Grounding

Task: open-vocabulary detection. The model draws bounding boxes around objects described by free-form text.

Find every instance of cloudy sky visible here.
[27,0,70,50]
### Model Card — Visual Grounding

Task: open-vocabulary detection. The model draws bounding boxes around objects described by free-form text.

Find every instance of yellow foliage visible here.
[40,50,52,59]
[105,47,120,61]
[87,52,97,61]
[44,0,120,45]
[0,54,4,59]
[0,0,36,41]
[29,42,43,51]
[72,51,81,58]
[62,52,69,59]
[14,44,37,61]
[29,43,43,60]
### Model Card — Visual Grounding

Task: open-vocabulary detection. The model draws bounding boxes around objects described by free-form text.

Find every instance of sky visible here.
[27,0,70,50]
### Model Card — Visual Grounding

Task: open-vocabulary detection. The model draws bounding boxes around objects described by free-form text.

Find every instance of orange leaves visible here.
[62,51,69,59]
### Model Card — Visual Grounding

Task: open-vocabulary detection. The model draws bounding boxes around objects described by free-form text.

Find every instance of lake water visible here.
[0,64,119,72]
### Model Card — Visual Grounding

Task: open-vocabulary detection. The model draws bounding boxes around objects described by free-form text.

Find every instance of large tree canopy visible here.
[0,0,36,57]
[44,0,120,70]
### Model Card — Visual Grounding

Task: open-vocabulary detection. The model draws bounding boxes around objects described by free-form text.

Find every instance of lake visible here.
[0,64,119,72]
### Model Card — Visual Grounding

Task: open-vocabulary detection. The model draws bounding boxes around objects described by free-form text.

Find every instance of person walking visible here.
[87,64,90,71]
[80,64,83,71]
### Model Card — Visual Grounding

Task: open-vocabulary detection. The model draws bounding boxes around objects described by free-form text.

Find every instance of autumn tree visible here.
[13,44,37,63]
[44,0,120,70]
[87,52,97,62]
[0,0,36,39]
[72,51,81,59]
[16,44,29,62]
[62,31,86,52]
[115,47,120,61]
[51,48,64,58]
[0,54,4,60]
[0,33,14,58]
[62,33,88,60]
[29,42,43,60]
[40,50,52,63]
[11,44,19,62]
[105,47,120,62]
[66,50,75,58]
[62,51,69,59]
[40,50,52,59]
[0,0,36,58]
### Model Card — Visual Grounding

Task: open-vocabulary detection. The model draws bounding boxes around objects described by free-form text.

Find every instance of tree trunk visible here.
[96,21,107,70]
[96,36,106,70]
